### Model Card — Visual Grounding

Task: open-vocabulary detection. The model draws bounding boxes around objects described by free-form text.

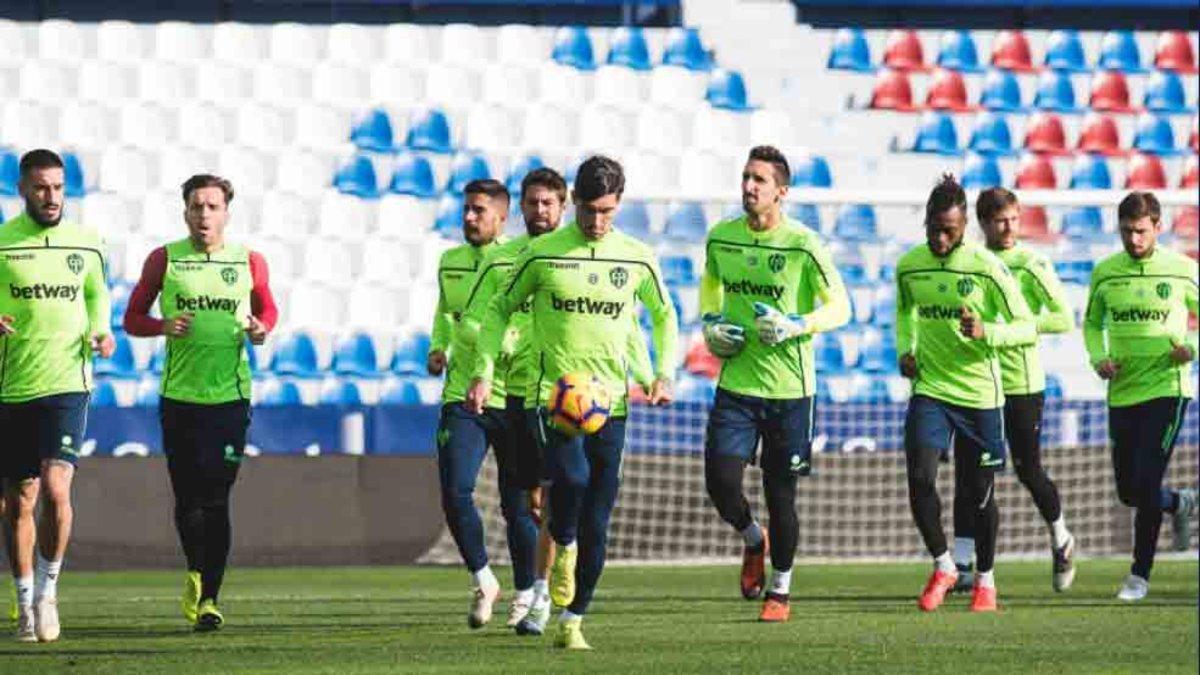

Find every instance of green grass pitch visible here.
[3,559,1196,674]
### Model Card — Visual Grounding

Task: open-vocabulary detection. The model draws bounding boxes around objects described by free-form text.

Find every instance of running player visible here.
[1083,191,1198,601]
[699,145,849,622]
[465,156,677,650]
[951,187,1076,593]
[0,149,114,642]
[124,174,278,631]
[895,174,1035,613]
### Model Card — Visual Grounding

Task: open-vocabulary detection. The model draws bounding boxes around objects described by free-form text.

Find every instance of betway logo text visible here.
[550,293,624,319]
[917,305,961,320]
[723,279,785,300]
[9,283,80,302]
[1110,308,1169,324]
[175,294,241,313]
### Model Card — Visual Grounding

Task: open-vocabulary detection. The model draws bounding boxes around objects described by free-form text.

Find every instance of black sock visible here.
[199,501,232,603]
[174,503,204,572]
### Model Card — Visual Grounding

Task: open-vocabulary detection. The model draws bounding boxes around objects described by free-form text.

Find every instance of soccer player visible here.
[466,156,677,650]
[429,179,539,630]
[1084,191,1198,602]
[0,149,114,642]
[951,187,1076,593]
[896,174,1035,613]
[123,174,277,631]
[699,145,849,622]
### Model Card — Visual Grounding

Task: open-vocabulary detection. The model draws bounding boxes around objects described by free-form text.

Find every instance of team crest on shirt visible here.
[588,273,599,285]
[746,255,759,267]
[956,277,974,298]
[66,253,84,275]
[767,254,786,273]
[609,266,628,289]
[221,267,238,286]
[1156,282,1171,300]
[937,283,947,293]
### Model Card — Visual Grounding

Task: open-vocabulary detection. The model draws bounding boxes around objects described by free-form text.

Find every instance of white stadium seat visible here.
[482,64,536,106]
[439,23,492,65]
[118,103,176,150]
[58,102,117,150]
[318,190,376,240]
[253,237,300,285]
[578,106,635,152]
[193,62,253,102]
[623,151,679,196]
[635,107,689,155]
[252,63,309,104]
[384,24,435,64]
[369,64,424,107]
[96,20,147,61]
[235,103,294,151]
[424,64,480,108]
[594,66,646,110]
[154,21,209,61]
[377,195,438,241]
[287,283,346,329]
[496,24,551,66]
[139,191,185,238]
[217,146,273,195]
[213,22,268,62]
[464,105,518,151]
[302,238,357,286]
[360,239,418,284]
[346,284,405,330]
[275,150,335,195]
[691,107,749,153]
[270,22,324,64]
[19,61,76,102]
[81,193,135,239]
[137,62,193,103]
[649,66,707,110]
[521,105,577,153]
[157,147,217,192]
[538,63,591,103]
[328,23,383,65]
[176,104,230,148]
[748,108,795,147]
[260,191,318,238]
[98,147,154,194]
[0,20,28,63]
[37,19,89,61]
[1,101,58,149]
[678,150,732,195]
[76,61,135,101]
[294,104,353,151]
[311,63,369,107]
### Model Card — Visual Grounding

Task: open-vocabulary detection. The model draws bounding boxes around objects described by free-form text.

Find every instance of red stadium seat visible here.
[1019,206,1057,242]
[1189,117,1198,153]
[925,68,975,111]
[991,30,1037,72]
[1173,206,1199,239]
[1180,154,1198,189]
[883,29,927,72]
[1023,112,1071,155]
[1154,31,1198,74]
[1077,112,1125,156]
[1015,153,1057,189]
[684,339,721,380]
[1125,152,1167,189]
[870,69,919,111]
[1090,71,1137,113]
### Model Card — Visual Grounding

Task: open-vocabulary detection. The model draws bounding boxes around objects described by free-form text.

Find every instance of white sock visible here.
[769,568,792,595]
[934,551,956,574]
[1050,517,1071,549]
[560,610,581,623]
[953,537,975,568]
[15,576,33,610]
[514,587,534,603]
[471,565,499,590]
[532,578,549,599]
[35,553,62,602]
[976,570,995,589]
[741,522,764,548]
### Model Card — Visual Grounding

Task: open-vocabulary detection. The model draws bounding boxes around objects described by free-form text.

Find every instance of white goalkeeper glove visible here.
[702,313,746,358]
[753,302,808,346]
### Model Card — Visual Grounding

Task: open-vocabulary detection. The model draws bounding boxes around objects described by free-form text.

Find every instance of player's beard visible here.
[26,199,63,227]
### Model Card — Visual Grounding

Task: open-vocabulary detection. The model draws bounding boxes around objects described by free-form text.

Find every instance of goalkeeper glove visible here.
[753,302,808,346]
[701,313,746,358]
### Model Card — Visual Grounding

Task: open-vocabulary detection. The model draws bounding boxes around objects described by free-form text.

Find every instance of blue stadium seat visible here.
[1061,207,1104,240]
[705,69,750,111]
[93,332,138,379]
[676,374,717,402]
[446,152,492,194]
[0,150,18,196]
[815,378,834,404]
[149,342,166,374]
[246,343,259,373]
[89,380,120,407]
[1043,30,1088,72]
[827,27,873,72]
[962,153,1003,189]
[319,378,362,405]
[506,154,545,196]
[1033,71,1082,112]
[333,155,380,199]
[1133,113,1181,155]
[1044,373,1063,399]
[615,200,651,239]
[790,154,832,187]
[552,26,596,70]
[833,204,877,241]
[390,333,431,375]
[433,194,464,238]
[980,69,1024,112]
[349,108,395,153]
[379,377,422,405]
[1068,154,1112,189]
[331,332,379,377]
[270,333,320,377]
[607,27,651,71]
[786,203,820,229]
[405,109,453,154]
[912,111,960,155]
[873,289,897,326]
[1098,30,1145,73]
[663,202,707,241]
[1143,70,1193,114]
[967,112,1014,156]
[388,151,437,198]
[815,334,847,373]
[108,281,131,328]
[849,379,890,404]
[134,378,160,407]
[1054,259,1094,284]
[859,333,898,373]
[662,255,697,286]
[936,30,982,72]
[662,27,711,71]
[62,151,87,198]
[841,263,868,286]
[258,378,303,406]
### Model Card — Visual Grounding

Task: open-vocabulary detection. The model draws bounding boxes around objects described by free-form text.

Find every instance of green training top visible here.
[471,223,677,418]
[434,238,507,408]
[895,240,1036,410]
[699,215,850,400]
[993,245,1074,395]
[456,232,655,403]
[1083,246,1199,408]
[159,238,253,404]
[0,213,110,403]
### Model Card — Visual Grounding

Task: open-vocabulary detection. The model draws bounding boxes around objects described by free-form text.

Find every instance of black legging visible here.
[908,444,999,573]
[705,454,799,573]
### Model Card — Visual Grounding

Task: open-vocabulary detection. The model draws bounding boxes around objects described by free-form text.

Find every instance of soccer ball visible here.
[548,372,612,436]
